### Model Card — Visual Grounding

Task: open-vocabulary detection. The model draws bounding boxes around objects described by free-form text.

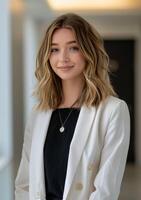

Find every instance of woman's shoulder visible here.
[99,95,129,117]
[103,95,127,107]
[25,108,52,129]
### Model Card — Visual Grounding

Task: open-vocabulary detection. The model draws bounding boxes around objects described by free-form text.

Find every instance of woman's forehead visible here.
[51,28,77,44]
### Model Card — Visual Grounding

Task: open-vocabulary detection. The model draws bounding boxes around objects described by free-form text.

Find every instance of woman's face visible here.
[49,28,86,81]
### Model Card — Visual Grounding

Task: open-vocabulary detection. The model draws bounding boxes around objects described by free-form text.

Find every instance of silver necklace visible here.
[58,99,79,133]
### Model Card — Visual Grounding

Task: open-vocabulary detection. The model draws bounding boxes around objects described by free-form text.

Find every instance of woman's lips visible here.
[57,65,74,70]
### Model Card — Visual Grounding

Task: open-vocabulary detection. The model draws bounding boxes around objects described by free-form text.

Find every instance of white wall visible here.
[0,0,14,199]
[23,16,37,121]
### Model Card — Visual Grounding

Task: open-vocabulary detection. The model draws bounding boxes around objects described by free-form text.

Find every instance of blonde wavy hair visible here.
[34,13,116,110]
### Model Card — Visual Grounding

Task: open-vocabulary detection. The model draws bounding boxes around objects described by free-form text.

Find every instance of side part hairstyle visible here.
[34,13,116,110]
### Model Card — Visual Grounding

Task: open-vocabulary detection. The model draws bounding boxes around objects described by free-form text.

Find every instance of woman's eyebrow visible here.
[51,40,77,46]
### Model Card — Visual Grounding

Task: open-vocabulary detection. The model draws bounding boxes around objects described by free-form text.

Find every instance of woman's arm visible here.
[15,112,35,200]
[89,100,130,200]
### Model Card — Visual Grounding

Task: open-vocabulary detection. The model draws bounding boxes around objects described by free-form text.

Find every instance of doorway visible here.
[104,39,135,163]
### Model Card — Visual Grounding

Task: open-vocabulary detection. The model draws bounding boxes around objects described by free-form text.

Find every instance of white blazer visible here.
[15,96,130,200]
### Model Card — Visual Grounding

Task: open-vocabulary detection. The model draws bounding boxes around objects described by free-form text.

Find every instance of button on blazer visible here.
[15,96,130,200]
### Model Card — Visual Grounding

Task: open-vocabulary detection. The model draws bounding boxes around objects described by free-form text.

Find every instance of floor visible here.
[119,164,141,200]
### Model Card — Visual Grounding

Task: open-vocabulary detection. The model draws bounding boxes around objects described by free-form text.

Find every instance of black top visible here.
[43,108,80,200]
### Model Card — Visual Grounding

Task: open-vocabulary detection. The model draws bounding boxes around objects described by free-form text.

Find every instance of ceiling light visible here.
[47,0,141,10]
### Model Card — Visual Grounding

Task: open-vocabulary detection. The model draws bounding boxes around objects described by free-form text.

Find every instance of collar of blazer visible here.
[29,105,96,199]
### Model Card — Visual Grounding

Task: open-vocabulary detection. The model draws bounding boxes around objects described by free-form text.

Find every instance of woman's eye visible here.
[50,48,59,53]
[69,46,79,51]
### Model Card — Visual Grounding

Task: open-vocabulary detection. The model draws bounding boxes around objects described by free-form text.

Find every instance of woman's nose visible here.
[60,49,70,62]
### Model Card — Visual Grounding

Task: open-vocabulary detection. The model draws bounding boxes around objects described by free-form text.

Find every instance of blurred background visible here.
[0,0,141,199]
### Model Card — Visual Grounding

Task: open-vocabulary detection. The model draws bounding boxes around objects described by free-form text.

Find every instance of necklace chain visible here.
[58,98,79,133]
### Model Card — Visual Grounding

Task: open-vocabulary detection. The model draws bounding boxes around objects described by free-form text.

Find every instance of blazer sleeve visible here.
[89,100,130,200]
[15,111,35,200]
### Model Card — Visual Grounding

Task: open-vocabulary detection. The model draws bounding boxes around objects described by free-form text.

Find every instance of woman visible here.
[15,13,130,200]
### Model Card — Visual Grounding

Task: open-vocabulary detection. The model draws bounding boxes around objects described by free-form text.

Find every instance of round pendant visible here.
[59,126,65,133]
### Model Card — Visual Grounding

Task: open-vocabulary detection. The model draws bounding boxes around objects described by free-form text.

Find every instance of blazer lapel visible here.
[63,105,96,200]
[30,110,53,199]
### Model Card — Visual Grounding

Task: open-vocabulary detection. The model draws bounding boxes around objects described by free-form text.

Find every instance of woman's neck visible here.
[59,79,84,108]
